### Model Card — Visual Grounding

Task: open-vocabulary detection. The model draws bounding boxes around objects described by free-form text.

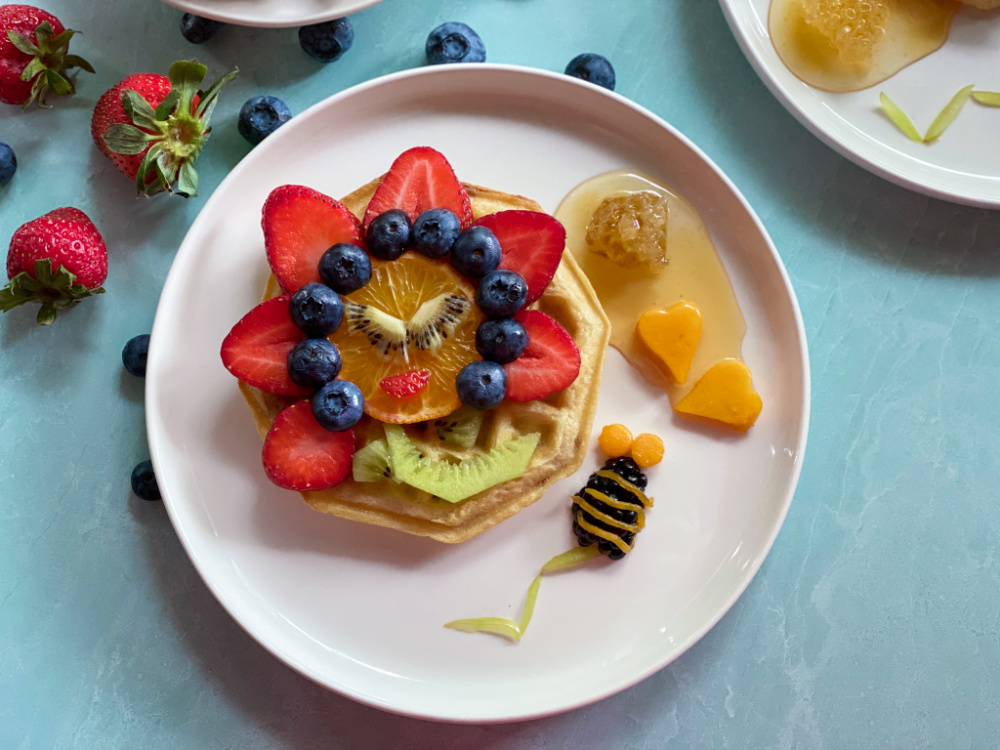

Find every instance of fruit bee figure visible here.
[571,457,653,560]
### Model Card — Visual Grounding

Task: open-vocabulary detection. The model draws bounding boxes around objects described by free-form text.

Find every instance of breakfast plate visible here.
[719,0,1000,208]
[146,64,809,722]
[158,0,383,28]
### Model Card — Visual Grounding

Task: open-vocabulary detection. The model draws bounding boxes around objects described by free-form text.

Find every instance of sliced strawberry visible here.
[503,310,581,402]
[363,147,473,230]
[263,185,364,293]
[220,295,311,397]
[262,401,356,491]
[474,211,565,304]
[379,369,431,401]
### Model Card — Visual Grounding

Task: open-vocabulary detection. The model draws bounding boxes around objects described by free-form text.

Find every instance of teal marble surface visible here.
[2,0,999,747]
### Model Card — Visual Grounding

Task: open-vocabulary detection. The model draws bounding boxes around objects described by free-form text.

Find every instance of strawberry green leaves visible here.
[6,20,94,108]
[0,259,105,326]
[880,85,997,144]
[101,60,238,198]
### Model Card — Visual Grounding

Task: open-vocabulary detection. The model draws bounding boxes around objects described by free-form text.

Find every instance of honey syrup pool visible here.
[554,169,747,405]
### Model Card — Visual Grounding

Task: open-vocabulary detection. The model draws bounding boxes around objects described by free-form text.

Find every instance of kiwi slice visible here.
[385,424,540,503]
[433,408,484,448]
[406,293,472,351]
[352,439,394,483]
[344,303,408,358]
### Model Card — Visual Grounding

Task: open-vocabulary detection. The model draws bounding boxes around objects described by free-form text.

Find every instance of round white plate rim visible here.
[146,63,811,722]
[717,0,1000,209]
[158,0,383,28]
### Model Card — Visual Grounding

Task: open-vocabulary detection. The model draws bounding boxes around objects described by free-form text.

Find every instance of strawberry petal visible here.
[474,211,565,304]
[503,310,580,402]
[363,147,473,230]
[263,401,356,490]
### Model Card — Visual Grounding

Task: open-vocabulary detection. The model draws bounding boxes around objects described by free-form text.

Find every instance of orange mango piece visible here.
[635,302,702,384]
[674,359,762,432]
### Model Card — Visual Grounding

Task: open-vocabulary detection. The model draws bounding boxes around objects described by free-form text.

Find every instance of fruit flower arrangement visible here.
[221,147,611,542]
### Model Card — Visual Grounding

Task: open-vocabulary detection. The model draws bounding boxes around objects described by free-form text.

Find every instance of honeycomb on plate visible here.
[803,0,890,65]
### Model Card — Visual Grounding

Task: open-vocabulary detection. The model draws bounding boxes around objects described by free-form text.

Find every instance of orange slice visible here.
[329,253,483,424]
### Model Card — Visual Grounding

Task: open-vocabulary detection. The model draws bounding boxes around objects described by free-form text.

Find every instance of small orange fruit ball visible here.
[631,433,664,468]
[598,423,633,458]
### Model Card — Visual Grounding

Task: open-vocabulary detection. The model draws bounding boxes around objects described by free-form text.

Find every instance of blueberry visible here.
[131,460,161,501]
[0,142,15,186]
[476,269,528,319]
[299,18,354,63]
[238,96,292,146]
[426,22,486,64]
[180,13,223,44]
[122,334,150,377]
[366,209,411,261]
[412,208,462,259]
[311,379,364,431]
[564,53,616,91]
[451,225,501,278]
[290,282,343,337]
[318,243,372,294]
[287,338,342,389]
[456,361,507,410]
[475,318,529,364]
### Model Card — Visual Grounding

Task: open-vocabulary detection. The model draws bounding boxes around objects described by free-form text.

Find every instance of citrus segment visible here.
[329,253,483,424]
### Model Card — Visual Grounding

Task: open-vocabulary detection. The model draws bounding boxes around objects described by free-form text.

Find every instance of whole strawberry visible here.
[1,207,107,325]
[91,59,237,197]
[0,4,94,108]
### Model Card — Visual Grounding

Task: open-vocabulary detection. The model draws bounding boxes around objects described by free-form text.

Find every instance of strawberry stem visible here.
[6,21,94,108]
[0,259,104,325]
[102,60,238,198]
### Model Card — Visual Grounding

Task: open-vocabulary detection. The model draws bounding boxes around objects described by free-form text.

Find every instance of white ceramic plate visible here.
[146,64,809,722]
[159,0,382,28]
[719,1,1000,208]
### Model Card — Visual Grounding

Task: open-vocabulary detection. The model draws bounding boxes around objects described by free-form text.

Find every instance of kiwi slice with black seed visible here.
[432,408,484,448]
[385,424,540,503]
[352,439,394,483]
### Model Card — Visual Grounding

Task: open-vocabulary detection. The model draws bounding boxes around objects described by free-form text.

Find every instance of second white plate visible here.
[720,0,1000,208]
[158,0,382,28]
[146,64,809,722]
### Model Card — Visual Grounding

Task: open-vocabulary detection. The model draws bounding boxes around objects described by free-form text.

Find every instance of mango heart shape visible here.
[635,302,702,384]
[674,359,762,432]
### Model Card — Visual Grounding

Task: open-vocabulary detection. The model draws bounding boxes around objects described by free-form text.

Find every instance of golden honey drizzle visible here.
[572,471,653,555]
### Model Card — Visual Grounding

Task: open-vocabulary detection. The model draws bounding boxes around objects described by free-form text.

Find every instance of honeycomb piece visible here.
[585,191,668,269]
[803,0,890,65]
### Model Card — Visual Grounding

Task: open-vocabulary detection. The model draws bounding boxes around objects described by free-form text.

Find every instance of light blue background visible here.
[2,0,998,747]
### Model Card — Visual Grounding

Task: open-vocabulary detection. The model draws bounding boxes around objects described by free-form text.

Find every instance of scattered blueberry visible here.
[456,361,507,410]
[238,96,292,146]
[131,460,161,501]
[122,334,150,377]
[475,318,529,364]
[312,379,364,431]
[367,209,411,261]
[565,53,616,91]
[290,282,343,337]
[0,142,15,186]
[476,269,528,319]
[412,208,462,259]
[451,225,502,278]
[299,18,354,63]
[426,22,486,65]
[319,243,372,294]
[180,13,224,44]
[287,338,342,389]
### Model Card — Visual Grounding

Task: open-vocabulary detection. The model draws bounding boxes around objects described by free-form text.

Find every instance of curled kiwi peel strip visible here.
[444,546,603,642]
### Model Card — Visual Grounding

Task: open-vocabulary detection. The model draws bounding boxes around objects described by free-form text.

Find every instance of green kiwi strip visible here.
[972,91,1000,107]
[444,546,602,642]
[879,92,922,143]
[923,85,974,143]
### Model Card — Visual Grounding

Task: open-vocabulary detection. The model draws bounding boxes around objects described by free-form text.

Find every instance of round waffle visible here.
[238,177,611,543]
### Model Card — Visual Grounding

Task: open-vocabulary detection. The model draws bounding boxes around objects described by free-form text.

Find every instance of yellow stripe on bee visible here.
[595,471,653,507]
[575,514,633,554]
[573,494,641,533]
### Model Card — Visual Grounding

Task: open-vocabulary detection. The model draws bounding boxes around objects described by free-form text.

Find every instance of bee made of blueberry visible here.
[571,456,654,560]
